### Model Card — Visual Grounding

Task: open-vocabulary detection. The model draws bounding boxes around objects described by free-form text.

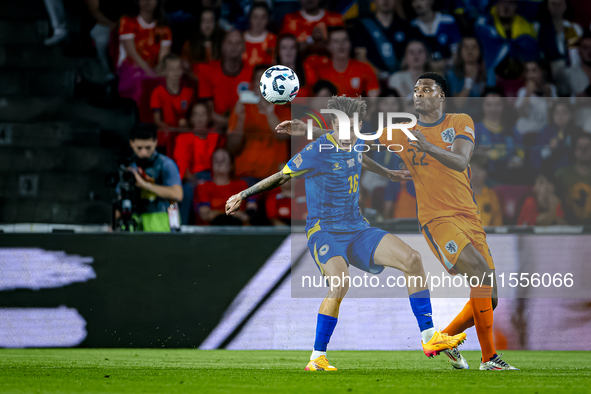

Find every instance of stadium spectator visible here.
[118,0,171,107]
[529,100,581,173]
[408,0,461,71]
[445,37,486,110]
[43,0,68,45]
[388,40,430,98]
[348,0,410,80]
[514,60,557,136]
[518,173,566,226]
[173,101,224,224]
[475,0,539,87]
[196,30,253,130]
[555,133,591,225]
[280,0,344,48]
[85,0,128,81]
[227,65,290,182]
[181,9,225,79]
[195,148,255,225]
[150,54,195,150]
[537,0,582,96]
[243,3,277,67]
[276,34,311,96]
[470,155,503,226]
[123,123,183,232]
[474,87,523,183]
[265,164,293,226]
[311,27,380,97]
[566,31,591,96]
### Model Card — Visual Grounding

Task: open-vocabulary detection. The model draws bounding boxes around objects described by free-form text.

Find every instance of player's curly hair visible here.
[326,95,367,121]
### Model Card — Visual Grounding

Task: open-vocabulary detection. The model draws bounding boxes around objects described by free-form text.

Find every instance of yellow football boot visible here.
[422,331,467,358]
[304,355,338,371]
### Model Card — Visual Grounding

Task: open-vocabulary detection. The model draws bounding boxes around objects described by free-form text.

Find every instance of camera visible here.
[105,157,140,232]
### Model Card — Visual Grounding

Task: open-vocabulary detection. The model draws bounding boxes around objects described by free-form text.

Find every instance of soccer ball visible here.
[259,65,300,105]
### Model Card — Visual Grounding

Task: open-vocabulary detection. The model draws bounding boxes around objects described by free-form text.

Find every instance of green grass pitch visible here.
[1,349,590,393]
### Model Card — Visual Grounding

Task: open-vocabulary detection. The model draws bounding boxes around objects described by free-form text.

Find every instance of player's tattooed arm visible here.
[225,171,292,215]
[275,119,329,139]
[409,130,473,172]
[362,154,412,182]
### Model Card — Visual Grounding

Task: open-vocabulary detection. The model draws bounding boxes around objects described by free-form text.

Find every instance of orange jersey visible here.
[243,32,276,67]
[378,113,478,227]
[312,59,380,97]
[150,85,194,127]
[195,60,253,116]
[118,16,172,68]
[228,104,290,179]
[280,10,344,43]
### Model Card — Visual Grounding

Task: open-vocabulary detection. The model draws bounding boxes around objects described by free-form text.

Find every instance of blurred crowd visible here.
[73,0,591,227]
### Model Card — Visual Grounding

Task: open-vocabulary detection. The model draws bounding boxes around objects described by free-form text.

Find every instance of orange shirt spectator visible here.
[196,59,253,116]
[196,178,248,213]
[518,196,565,226]
[196,30,252,126]
[227,103,290,179]
[309,27,380,97]
[518,173,566,226]
[227,65,291,180]
[118,15,171,69]
[174,131,223,180]
[243,3,276,67]
[195,148,254,225]
[314,59,379,97]
[244,32,276,66]
[150,85,194,128]
[150,54,193,150]
[281,7,344,44]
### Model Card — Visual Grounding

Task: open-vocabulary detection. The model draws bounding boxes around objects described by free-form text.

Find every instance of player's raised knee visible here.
[404,250,423,274]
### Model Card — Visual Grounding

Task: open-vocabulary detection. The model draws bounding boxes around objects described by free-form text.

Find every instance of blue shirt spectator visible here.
[348,0,410,79]
[474,0,539,85]
[409,0,461,65]
[474,88,523,182]
[529,100,581,173]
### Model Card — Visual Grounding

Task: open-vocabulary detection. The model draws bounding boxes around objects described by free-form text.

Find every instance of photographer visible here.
[118,124,183,232]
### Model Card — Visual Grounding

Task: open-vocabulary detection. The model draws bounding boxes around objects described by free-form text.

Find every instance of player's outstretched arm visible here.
[409,130,473,172]
[225,171,292,215]
[362,154,412,182]
[275,119,328,139]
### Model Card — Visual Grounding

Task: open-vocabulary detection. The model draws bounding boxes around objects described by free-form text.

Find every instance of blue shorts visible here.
[307,227,389,275]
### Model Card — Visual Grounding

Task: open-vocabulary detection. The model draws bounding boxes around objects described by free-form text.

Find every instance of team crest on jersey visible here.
[181,100,188,110]
[441,128,455,143]
[306,144,313,151]
[347,158,355,167]
[293,153,303,168]
[333,162,342,171]
[445,240,458,254]
[351,77,360,89]
[357,152,363,163]
[319,244,330,256]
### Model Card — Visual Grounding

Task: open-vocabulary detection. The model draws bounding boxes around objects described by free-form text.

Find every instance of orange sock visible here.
[443,300,474,336]
[470,285,496,362]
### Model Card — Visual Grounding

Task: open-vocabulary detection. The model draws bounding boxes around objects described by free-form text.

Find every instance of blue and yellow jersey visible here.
[283,133,369,235]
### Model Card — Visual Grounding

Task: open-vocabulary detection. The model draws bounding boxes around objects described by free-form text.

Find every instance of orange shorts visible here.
[421,215,495,275]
